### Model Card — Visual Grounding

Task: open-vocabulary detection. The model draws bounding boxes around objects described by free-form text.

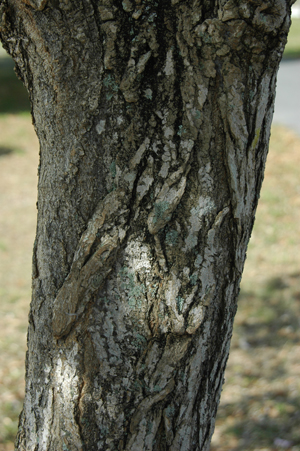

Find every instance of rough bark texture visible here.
[0,0,294,450]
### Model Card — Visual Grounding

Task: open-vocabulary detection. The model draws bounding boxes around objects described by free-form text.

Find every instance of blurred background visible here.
[0,5,300,451]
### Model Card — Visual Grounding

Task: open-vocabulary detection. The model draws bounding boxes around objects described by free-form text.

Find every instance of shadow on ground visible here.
[211,272,300,450]
[236,274,300,349]
[0,146,14,157]
[216,393,300,450]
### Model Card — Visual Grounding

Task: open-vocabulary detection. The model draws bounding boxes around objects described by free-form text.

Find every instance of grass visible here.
[284,18,300,59]
[0,47,38,449]
[0,59,31,114]
[0,23,300,450]
[0,113,38,450]
[0,45,31,114]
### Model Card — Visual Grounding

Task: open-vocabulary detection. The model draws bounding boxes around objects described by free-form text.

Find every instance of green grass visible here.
[284,18,300,59]
[0,45,31,114]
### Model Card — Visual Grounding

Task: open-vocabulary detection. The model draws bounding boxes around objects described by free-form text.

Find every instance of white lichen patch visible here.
[199,247,218,290]
[48,344,82,450]
[162,147,171,162]
[184,196,216,251]
[54,346,79,400]
[186,304,205,335]
[196,210,230,302]
[39,387,53,450]
[194,254,203,269]
[151,140,161,154]
[164,49,175,76]
[182,284,198,315]
[136,162,154,204]
[197,84,208,109]
[165,272,185,334]
[124,237,152,273]
[198,163,214,191]
[144,88,153,100]
[159,161,170,178]
[136,175,154,198]
[43,364,51,384]
[117,116,124,125]
[96,119,106,135]
[179,139,194,162]
[155,110,164,120]
[130,137,150,168]
[164,126,174,140]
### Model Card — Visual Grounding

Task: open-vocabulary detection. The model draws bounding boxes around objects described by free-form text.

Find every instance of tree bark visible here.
[0,0,294,449]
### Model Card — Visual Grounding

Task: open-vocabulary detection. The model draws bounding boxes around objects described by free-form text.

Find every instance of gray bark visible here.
[0,0,294,450]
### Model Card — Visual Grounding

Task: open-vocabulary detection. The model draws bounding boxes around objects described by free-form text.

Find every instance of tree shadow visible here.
[234,274,300,349]
[215,393,300,450]
[0,146,14,156]
[212,273,300,450]
[0,57,31,114]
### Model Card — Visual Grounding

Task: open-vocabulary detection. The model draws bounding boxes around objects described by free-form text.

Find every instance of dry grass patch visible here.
[0,114,38,447]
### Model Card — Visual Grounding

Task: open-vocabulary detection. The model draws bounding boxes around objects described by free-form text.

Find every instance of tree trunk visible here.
[0,0,293,449]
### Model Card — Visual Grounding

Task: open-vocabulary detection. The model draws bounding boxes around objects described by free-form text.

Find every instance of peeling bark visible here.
[0,0,294,450]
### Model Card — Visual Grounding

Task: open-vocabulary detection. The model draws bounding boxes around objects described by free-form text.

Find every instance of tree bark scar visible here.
[52,190,131,339]
[128,378,175,435]
[22,0,48,11]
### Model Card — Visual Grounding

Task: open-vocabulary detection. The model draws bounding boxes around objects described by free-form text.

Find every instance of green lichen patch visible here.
[153,201,170,224]
[133,333,147,350]
[119,266,146,309]
[176,296,184,313]
[189,273,198,286]
[109,160,116,178]
[165,229,179,246]
[165,404,175,417]
[194,110,201,119]
[103,74,119,100]
[177,125,186,137]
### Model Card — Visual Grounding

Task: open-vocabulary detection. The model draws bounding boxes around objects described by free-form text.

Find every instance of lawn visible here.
[0,113,38,450]
[0,17,300,451]
[284,18,300,59]
[0,57,30,114]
